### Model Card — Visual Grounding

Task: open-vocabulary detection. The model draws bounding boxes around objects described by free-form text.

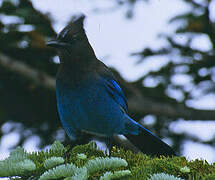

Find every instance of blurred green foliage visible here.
[0,0,59,147]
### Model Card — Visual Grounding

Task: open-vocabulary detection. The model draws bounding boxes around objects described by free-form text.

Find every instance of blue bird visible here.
[46,15,175,156]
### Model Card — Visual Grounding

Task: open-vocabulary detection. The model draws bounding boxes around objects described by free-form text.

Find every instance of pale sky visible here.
[32,0,189,81]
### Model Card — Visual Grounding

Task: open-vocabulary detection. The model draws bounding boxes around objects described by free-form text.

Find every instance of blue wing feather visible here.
[105,79,128,113]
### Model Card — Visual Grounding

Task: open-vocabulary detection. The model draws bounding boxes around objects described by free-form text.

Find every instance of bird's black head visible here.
[47,15,95,63]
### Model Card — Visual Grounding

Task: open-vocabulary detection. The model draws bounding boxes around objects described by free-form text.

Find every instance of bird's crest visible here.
[57,14,86,42]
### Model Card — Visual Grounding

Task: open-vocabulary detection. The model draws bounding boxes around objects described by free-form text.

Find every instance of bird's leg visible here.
[63,132,92,159]
[106,137,113,157]
[63,142,75,159]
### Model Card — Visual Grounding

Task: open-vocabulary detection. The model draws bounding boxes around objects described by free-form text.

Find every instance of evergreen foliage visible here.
[0,141,215,180]
[0,0,215,158]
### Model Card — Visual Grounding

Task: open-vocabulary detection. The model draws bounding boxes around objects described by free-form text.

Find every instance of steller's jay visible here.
[46,15,175,157]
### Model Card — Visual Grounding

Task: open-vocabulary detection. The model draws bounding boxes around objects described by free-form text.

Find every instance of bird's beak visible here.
[46,40,68,48]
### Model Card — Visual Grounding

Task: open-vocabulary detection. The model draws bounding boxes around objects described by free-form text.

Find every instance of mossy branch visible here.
[0,141,214,180]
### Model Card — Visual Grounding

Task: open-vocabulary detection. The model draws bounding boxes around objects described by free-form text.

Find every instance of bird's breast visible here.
[56,77,125,137]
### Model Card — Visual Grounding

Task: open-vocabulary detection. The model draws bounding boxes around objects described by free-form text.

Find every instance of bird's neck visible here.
[56,55,97,86]
[59,42,96,64]
[56,40,99,84]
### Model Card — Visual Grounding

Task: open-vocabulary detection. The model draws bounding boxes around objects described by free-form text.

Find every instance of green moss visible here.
[0,141,215,180]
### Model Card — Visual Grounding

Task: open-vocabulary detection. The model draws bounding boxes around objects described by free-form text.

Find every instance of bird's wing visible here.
[95,60,128,113]
[104,78,128,113]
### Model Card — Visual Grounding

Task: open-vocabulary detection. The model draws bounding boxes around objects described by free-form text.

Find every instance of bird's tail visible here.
[124,125,176,157]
